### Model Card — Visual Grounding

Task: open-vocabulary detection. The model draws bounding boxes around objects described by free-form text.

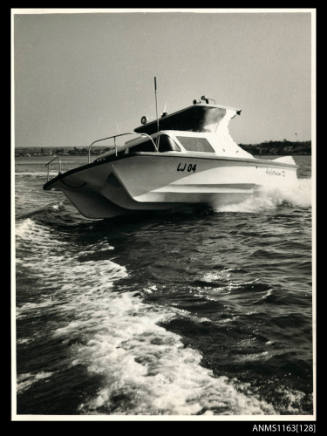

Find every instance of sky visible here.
[13,10,313,147]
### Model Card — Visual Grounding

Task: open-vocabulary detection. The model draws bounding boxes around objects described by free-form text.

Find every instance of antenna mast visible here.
[154,76,160,133]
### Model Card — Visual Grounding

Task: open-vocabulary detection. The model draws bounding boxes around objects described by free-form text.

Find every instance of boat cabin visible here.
[94,130,217,162]
[93,100,252,163]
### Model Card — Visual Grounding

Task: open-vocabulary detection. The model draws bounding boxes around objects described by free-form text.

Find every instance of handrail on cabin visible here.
[87,132,158,163]
[44,132,159,182]
[45,155,63,182]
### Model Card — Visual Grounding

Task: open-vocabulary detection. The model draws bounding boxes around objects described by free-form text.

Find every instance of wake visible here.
[213,178,311,213]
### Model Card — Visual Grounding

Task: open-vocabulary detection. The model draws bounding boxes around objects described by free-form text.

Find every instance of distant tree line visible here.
[15,140,311,157]
[239,140,311,155]
[15,146,110,158]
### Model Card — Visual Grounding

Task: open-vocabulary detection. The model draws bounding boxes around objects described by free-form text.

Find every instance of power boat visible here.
[43,95,297,219]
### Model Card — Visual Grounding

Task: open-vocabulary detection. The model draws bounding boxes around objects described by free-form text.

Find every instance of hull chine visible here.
[43,153,297,219]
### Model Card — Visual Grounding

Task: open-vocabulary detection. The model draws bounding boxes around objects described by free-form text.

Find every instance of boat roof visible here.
[134,103,241,135]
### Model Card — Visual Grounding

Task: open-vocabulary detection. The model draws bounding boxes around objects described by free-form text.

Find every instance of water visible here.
[14,155,313,416]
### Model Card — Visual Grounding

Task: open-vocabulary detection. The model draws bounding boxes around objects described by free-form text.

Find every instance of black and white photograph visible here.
[12,8,315,421]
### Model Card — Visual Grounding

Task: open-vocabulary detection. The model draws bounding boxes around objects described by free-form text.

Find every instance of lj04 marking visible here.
[177,163,197,172]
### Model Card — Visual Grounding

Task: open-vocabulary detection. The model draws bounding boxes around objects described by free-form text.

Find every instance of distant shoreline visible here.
[15,140,311,157]
[239,140,311,156]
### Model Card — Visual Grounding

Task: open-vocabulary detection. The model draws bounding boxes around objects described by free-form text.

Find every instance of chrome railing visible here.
[88,132,158,163]
[45,132,159,182]
[45,155,63,182]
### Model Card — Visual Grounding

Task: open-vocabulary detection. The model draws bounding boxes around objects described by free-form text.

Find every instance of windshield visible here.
[130,134,180,153]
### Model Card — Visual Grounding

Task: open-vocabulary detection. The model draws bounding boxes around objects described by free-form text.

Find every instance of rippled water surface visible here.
[15,156,313,416]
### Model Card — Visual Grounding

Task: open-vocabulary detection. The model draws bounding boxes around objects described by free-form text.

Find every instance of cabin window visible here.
[131,134,180,153]
[158,135,181,152]
[176,136,215,153]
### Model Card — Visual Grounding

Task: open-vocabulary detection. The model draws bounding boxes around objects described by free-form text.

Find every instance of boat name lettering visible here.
[266,168,285,177]
[177,163,197,172]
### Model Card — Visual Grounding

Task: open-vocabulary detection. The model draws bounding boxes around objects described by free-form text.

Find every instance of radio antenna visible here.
[154,76,160,150]
[154,76,160,133]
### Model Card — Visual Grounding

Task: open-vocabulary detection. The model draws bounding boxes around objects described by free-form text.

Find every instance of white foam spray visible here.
[213,178,311,213]
[17,371,54,394]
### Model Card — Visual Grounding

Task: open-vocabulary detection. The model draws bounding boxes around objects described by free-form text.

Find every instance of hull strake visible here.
[45,154,297,219]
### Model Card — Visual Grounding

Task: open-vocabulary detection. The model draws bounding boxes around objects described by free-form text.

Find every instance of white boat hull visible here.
[44,153,297,219]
